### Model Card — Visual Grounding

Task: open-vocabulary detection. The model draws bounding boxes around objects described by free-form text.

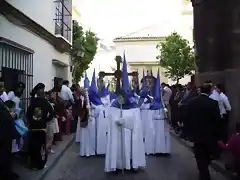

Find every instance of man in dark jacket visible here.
[185,83,221,180]
[179,82,198,139]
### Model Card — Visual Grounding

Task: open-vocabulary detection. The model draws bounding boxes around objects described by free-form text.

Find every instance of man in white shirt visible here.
[60,80,74,105]
[208,83,225,117]
[161,83,172,124]
[216,84,231,142]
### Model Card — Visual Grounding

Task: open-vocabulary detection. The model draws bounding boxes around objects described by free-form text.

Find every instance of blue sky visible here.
[74,0,183,42]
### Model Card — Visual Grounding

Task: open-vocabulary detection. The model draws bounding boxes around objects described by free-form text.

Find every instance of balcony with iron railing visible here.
[54,0,72,44]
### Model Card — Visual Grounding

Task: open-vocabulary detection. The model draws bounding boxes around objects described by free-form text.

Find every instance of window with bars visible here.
[54,0,72,42]
[55,1,63,27]
[0,40,33,113]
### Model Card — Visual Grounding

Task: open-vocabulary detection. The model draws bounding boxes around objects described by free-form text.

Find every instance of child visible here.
[218,123,240,175]
[4,100,25,153]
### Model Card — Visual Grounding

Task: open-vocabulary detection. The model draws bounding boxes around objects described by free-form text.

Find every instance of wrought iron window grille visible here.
[0,39,33,113]
[54,0,72,42]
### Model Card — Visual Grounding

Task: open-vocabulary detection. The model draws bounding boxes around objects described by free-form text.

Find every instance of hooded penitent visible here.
[137,70,151,106]
[99,83,109,98]
[111,52,137,109]
[89,69,103,106]
[150,69,163,110]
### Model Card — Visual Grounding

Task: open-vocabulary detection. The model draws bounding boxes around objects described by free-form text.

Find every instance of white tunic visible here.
[91,104,107,155]
[79,116,96,157]
[76,95,85,143]
[101,94,111,120]
[105,107,146,172]
[148,108,171,154]
[139,103,151,140]
[140,103,156,155]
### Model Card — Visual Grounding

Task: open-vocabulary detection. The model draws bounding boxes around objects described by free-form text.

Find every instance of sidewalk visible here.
[170,130,238,180]
[13,134,75,180]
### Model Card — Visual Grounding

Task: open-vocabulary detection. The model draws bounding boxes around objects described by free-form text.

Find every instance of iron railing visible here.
[0,43,33,112]
[54,0,72,42]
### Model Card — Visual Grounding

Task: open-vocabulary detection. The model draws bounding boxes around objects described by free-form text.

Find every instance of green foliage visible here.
[157,32,195,83]
[72,20,98,83]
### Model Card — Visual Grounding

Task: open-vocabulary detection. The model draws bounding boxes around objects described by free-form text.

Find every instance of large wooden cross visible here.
[98,55,138,94]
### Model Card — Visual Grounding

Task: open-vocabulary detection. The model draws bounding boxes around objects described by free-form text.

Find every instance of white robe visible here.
[105,107,146,172]
[79,116,96,157]
[76,119,81,143]
[140,103,156,155]
[92,104,108,155]
[101,95,111,120]
[148,109,171,154]
[76,95,85,143]
[140,103,151,140]
[10,93,24,153]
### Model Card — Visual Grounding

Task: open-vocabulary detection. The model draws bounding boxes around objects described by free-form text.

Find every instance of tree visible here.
[72,20,98,83]
[157,32,195,84]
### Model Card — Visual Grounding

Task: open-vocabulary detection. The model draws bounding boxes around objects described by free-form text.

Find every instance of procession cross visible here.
[98,55,138,94]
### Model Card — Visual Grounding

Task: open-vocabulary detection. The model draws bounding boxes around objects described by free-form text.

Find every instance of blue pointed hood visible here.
[111,52,137,109]
[110,92,117,101]
[121,52,130,92]
[89,69,103,105]
[100,86,109,97]
[84,71,90,89]
[150,69,163,110]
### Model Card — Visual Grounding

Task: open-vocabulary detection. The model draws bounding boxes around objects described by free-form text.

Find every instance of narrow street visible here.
[43,136,228,180]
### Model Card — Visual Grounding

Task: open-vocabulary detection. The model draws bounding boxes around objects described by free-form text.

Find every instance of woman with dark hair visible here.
[50,86,66,141]
[26,83,54,170]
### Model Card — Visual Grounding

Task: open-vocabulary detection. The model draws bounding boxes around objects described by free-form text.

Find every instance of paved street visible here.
[43,136,228,180]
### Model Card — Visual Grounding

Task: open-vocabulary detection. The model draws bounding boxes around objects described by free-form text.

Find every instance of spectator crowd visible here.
[165,81,239,178]
[0,79,84,180]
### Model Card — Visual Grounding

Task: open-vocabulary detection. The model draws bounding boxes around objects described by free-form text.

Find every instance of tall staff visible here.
[117,95,125,174]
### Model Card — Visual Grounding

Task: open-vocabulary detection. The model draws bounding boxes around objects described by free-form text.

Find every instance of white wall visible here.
[115,41,159,62]
[0,15,71,90]
[6,0,56,35]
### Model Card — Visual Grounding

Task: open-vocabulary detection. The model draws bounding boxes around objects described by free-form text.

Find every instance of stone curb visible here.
[170,131,238,180]
[37,134,75,180]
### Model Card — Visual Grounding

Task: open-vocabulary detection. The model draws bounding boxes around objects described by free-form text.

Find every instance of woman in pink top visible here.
[218,123,240,175]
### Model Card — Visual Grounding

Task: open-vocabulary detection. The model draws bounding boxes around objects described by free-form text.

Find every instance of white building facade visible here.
[114,0,193,85]
[0,0,73,108]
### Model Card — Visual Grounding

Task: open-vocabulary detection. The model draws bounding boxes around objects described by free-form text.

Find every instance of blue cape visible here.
[149,97,163,110]
[137,87,151,106]
[89,90,103,105]
[111,90,137,109]
[99,87,109,97]
[110,92,118,101]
